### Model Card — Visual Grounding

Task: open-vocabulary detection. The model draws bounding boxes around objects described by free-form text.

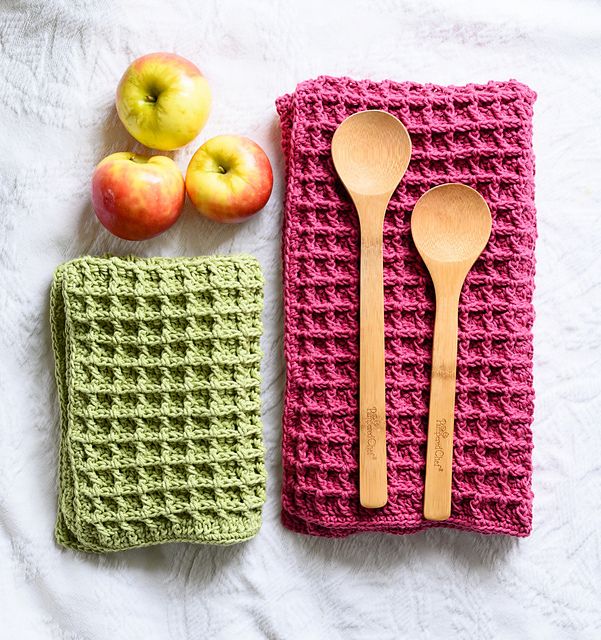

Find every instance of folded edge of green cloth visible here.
[50,255,266,552]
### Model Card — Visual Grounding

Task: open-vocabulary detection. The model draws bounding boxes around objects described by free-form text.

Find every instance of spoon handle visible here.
[357,197,388,509]
[423,288,461,521]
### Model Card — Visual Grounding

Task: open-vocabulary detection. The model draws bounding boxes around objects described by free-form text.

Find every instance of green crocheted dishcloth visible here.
[50,255,266,553]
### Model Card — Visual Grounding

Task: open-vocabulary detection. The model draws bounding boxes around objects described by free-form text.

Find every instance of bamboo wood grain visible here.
[331,111,411,508]
[411,183,491,521]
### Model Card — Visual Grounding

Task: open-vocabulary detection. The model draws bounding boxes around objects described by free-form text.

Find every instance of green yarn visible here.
[50,255,266,553]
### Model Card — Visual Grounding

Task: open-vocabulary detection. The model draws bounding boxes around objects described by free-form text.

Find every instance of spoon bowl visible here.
[412,183,492,268]
[411,183,491,521]
[331,110,412,509]
[332,110,411,198]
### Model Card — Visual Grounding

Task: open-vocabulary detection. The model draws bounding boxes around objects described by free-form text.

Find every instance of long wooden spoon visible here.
[411,183,492,521]
[332,110,412,508]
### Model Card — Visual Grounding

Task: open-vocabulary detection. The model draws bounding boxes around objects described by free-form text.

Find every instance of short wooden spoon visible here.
[411,183,491,521]
[332,110,412,508]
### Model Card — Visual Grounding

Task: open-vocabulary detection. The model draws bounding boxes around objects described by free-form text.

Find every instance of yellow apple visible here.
[92,153,185,240]
[186,135,273,223]
[116,52,211,151]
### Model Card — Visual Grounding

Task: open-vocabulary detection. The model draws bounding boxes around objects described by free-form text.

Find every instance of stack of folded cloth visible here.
[51,255,266,552]
[277,77,537,537]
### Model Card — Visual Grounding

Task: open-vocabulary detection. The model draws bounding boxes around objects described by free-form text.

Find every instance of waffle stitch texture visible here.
[276,76,537,538]
[50,255,266,552]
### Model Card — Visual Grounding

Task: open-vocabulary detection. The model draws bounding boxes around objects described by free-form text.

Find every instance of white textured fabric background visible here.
[1,1,600,638]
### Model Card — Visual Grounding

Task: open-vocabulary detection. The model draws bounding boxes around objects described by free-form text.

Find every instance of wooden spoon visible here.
[411,183,492,521]
[331,110,412,508]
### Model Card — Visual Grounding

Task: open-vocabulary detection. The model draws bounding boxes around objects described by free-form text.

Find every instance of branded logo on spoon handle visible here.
[364,406,381,460]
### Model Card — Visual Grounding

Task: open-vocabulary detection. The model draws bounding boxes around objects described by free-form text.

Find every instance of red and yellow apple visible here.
[91,152,185,240]
[185,135,273,223]
[116,52,211,151]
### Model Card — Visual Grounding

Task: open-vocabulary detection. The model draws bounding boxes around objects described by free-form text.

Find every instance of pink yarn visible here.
[276,76,537,537]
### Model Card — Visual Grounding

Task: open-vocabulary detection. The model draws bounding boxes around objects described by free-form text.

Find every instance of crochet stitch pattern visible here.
[277,77,537,537]
[50,255,266,552]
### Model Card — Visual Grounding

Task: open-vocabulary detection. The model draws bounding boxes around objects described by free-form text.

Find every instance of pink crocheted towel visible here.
[276,76,537,538]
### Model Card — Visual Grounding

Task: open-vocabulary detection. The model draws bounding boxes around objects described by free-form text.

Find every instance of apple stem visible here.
[145,94,157,103]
